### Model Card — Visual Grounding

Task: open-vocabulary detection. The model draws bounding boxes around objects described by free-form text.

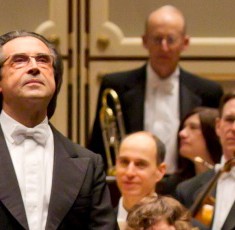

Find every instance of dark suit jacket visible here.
[89,64,223,170]
[175,170,235,230]
[0,125,117,229]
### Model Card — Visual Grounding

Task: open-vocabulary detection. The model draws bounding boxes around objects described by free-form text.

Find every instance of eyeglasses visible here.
[222,115,235,124]
[149,35,180,46]
[1,53,54,69]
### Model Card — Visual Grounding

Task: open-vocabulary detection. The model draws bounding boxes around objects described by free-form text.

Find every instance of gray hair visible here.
[0,30,63,119]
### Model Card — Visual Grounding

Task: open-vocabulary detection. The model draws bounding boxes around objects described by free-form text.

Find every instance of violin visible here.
[190,157,235,226]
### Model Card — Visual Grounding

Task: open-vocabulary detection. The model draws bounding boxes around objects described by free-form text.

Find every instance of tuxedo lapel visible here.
[179,75,202,120]
[123,86,145,131]
[122,67,146,131]
[196,171,235,230]
[0,127,28,229]
[222,201,235,230]
[46,128,90,229]
[192,170,215,202]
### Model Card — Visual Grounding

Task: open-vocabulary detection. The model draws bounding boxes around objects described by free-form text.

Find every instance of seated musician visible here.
[178,107,222,177]
[126,195,197,230]
[175,92,235,230]
[115,131,166,230]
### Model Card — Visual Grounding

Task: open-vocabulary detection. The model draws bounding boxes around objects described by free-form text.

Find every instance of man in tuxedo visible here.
[176,92,235,230]
[0,31,116,229]
[115,131,166,229]
[89,5,223,176]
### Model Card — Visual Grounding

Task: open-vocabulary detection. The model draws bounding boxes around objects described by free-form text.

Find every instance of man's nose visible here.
[28,57,39,67]
[125,163,136,176]
[27,67,40,76]
[179,128,187,138]
[27,58,40,75]
[231,121,235,131]
[160,39,170,51]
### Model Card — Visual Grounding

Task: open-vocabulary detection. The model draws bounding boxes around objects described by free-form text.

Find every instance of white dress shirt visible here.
[117,197,128,230]
[117,197,128,222]
[0,111,54,230]
[144,63,180,173]
[212,157,235,230]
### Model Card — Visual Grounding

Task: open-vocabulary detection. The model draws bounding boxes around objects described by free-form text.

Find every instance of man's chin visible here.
[23,92,53,100]
[122,190,141,197]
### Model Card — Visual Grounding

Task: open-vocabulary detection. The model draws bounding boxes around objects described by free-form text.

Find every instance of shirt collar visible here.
[215,155,235,179]
[0,110,48,144]
[117,197,128,221]
[146,62,179,89]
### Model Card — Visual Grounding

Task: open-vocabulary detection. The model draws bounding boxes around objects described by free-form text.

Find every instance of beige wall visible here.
[109,0,235,37]
[1,1,235,143]
[0,0,69,138]
[0,0,48,34]
[88,0,235,134]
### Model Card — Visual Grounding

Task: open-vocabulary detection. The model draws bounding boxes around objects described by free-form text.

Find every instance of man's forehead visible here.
[118,150,156,163]
[117,156,151,166]
[2,36,50,54]
[148,9,184,33]
[223,99,235,115]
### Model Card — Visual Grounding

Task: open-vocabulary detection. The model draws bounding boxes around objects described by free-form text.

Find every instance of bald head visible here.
[145,5,186,35]
[119,131,165,165]
[120,131,157,161]
[142,5,189,78]
[116,131,166,209]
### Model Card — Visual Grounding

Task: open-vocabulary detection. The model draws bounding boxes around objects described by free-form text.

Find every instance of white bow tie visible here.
[11,123,49,145]
[154,80,174,94]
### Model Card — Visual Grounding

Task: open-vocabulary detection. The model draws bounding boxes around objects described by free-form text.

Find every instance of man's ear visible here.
[182,35,190,51]
[155,162,166,182]
[142,34,148,49]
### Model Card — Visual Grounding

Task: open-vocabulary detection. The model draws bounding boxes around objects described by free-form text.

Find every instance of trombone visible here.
[99,88,126,176]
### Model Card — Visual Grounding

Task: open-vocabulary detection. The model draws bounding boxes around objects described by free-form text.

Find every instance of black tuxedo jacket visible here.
[0,125,117,229]
[175,170,235,230]
[89,64,223,169]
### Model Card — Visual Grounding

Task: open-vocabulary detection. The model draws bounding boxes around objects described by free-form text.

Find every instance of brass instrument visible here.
[99,88,126,176]
[190,157,235,227]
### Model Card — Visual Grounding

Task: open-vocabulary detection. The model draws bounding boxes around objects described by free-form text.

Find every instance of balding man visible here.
[89,5,223,185]
[115,131,166,229]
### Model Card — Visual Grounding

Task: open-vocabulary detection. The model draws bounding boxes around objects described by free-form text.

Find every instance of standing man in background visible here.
[89,5,223,178]
[0,30,116,229]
